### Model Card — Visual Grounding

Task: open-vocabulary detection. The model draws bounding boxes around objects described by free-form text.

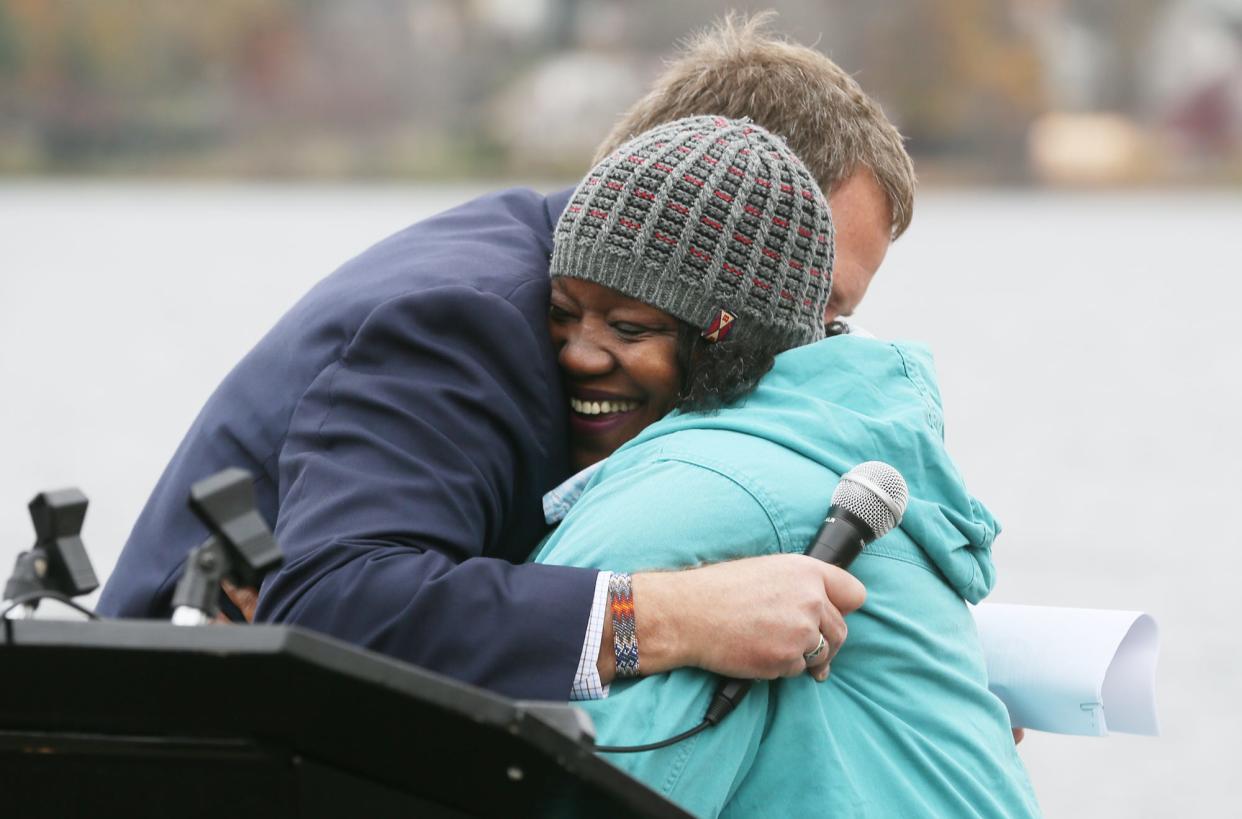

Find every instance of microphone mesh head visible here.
[830,461,909,539]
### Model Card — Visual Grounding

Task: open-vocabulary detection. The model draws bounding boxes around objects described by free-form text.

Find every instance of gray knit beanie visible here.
[550,115,834,350]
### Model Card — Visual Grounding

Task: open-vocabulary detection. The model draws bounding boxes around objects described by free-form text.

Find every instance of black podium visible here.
[0,619,689,818]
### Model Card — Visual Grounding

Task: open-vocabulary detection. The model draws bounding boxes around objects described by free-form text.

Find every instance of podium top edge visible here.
[2,618,521,724]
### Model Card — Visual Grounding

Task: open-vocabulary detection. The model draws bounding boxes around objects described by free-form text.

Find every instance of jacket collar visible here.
[542,186,575,250]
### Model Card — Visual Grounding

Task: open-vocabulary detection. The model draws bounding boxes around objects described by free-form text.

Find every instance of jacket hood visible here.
[625,335,1000,603]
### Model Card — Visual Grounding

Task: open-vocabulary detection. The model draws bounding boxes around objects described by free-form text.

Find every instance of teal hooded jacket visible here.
[531,335,1041,818]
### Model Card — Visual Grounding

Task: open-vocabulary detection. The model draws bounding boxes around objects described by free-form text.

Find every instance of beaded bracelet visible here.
[609,572,640,678]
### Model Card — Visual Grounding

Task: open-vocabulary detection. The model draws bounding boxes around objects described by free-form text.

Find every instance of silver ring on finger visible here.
[803,633,828,663]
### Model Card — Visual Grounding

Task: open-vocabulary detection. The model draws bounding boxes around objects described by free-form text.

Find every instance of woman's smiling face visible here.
[549,277,683,470]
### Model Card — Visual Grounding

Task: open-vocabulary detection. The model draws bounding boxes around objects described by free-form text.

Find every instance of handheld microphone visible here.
[703,462,909,726]
[598,462,910,753]
[805,461,909,566]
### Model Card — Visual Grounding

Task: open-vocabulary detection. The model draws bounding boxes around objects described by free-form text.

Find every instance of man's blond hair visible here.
[595,11,915,238]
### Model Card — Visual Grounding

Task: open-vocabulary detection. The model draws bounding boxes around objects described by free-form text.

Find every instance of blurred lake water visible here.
[1,181,1239,816]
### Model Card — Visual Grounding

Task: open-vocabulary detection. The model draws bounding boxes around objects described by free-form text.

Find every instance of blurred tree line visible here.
[0,0,1236,182]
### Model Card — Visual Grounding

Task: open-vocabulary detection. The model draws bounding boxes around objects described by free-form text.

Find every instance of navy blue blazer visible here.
[98,187,597,700]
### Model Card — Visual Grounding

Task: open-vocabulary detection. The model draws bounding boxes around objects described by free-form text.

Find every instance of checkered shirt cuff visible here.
[569,570,612,701]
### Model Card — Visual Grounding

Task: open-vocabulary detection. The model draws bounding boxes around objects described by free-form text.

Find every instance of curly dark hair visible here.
[672,319,849,412]
[672,323,782,412]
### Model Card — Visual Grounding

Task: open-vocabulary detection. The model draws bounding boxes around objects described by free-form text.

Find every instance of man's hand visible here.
[598,554,866,685]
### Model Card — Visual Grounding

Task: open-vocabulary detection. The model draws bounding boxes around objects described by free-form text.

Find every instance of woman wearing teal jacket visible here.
[534,115,1039,816]
[533,336,1040,817]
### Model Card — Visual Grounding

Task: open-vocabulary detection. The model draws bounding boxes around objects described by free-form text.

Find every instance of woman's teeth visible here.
[570,397,640,416]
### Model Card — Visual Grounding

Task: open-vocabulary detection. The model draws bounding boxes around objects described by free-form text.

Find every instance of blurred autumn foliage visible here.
[1,0,1237,182]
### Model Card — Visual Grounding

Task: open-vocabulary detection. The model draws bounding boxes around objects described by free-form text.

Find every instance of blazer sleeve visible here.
[254,285,597,701]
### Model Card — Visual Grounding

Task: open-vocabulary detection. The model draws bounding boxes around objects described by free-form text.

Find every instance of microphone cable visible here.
[0,591,99,620]
[595,720,713,754]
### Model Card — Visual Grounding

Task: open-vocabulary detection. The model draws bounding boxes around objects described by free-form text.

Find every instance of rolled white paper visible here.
[972,603,1160,737]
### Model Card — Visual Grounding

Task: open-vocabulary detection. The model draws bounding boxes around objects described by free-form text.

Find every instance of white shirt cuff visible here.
[569,570,612,701]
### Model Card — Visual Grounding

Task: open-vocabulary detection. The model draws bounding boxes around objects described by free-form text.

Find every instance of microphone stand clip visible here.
[171,468,283,626]
[2,489,99,620]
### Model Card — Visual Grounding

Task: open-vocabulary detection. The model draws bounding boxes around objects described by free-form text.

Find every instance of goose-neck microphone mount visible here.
[171,468,283,626]
[2,489,99,620]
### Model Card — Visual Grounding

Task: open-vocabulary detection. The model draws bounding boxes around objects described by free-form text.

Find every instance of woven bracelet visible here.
[609,572,640,679]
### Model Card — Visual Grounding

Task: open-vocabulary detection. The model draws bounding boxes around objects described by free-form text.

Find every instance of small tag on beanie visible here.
[702,307,737,343]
